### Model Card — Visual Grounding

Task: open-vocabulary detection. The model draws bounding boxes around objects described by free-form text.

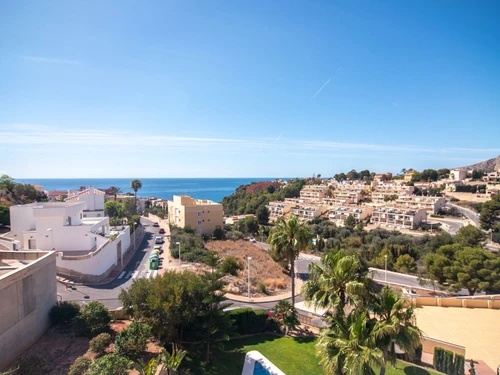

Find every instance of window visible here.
[65,216,72,226]
[198,212,202,216]
[197,220,202,225]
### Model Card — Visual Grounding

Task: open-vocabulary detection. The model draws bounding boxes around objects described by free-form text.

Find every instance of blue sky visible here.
[1,0,499,178]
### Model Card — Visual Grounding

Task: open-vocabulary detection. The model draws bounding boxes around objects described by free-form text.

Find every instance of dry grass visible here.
[205,240,291,297]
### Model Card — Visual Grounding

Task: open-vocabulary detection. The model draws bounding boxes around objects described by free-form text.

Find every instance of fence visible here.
[411,296,500,309]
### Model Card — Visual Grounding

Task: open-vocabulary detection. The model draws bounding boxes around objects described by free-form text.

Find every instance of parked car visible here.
[249,237,257,243]
[153,222,159,227]
[155,236,164,244]
[154,245,163,254]
[159,228,165,234]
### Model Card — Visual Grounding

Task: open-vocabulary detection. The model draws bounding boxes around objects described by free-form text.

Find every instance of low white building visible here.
[8,187,131,283]
[328,206,373,226]
[371,207,427,230]
[66,186,106,218]
[450,169,467,181]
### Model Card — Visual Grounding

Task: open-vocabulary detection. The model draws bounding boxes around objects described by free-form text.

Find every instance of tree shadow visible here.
[293,336,316,344]
[404,365,432,375]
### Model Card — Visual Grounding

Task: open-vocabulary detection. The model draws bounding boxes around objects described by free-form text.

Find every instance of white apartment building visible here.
[290,204,327,221]
[483,170,500,182]
[300,185,330,200]
[328,206,373,226]
[266,201,295,221]
[65,186,106,218]
[394,195,445,213]
[8,187,131,283]
[450,168,467,181]
[371,207,427,229]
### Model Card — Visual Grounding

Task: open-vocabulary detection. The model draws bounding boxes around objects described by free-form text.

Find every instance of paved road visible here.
[57,217,165,309]
[429,217,464,235]
[446,203,479,227]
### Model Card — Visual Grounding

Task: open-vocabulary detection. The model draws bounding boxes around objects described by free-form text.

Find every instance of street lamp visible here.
[384,254,388,283]
[247,257,252,300]
[176,242,181,267]
[47,228,54,249]
[133,223,137,250]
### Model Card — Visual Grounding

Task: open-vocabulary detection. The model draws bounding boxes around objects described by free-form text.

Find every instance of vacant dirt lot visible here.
[5,320,162,375]
[206,240,291,297]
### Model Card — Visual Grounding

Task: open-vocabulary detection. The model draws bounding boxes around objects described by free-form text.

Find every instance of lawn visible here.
[187,334,440,375]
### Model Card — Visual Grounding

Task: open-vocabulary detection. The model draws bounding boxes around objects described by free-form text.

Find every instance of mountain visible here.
[459,155,500,172]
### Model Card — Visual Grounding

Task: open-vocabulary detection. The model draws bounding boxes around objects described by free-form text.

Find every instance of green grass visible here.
[186,334,440,375]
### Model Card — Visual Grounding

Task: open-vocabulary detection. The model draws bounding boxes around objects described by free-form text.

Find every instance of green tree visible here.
[115,321,151,359]
[130,179,143,211]
[119,271,205,351]
[0,205,10,225]
[372,287,422,375]
[269,216,312,306]
[122,197,137,218]
[219,256,243,276]
[104,200,124,220]
[316,310,383,375]
[88,354,132,375]
[196,253,234,364]
[373,248,394,270]
[394,254,417,274]
[0,174,15,191]
[272,300,300,335]
[479,195,500,230]
[454,225,486,247]
[344,215,356,230]
[49,301,80,325]
[74,301,111,337]
[256,205,270,225]
[302,250,369,316]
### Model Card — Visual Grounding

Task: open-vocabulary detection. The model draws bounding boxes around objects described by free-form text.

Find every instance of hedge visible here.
[434,347,464,375]
[454,354,465,375]
[228,308,268,335]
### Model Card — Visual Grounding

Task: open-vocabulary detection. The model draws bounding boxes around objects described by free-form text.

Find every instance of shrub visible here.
[434,347,444,371]
[264,278,287,290]
[413,345,423,364]
[17,355,47,375]
[228,308,268,335]
[49,301,81,325]
[443,350,454,374]
[89,332,111,356]
[74,301,111,337]
[257,282,268,295]
[114,321,151,359]
[88,354,132,375]
[265,317,282,333]
[68,355,92,375]
[219,256,243,276]
[454,354,465,375]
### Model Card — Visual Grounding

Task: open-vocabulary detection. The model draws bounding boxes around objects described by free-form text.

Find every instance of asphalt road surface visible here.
[446,203,479,227]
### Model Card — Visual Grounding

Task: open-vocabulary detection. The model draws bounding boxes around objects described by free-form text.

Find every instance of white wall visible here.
[9,205,36,238]
[56,227,130,278]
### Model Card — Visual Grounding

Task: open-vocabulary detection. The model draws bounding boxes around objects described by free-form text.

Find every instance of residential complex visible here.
[6,187,131,283]
[371,207,427,229]
[167,195,223,235]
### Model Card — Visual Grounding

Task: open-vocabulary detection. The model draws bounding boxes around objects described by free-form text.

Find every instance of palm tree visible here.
[302,250,371,317]
[269,216,312,306]
[130,179,143,211]
[108,186,122,201]
[160,347,187,375]
[372,287,422,375]
[317,310,383,375]
[272,300,300,335]
[135,357,160,375]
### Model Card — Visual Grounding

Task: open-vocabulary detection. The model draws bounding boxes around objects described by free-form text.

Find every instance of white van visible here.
[155,236,163,244]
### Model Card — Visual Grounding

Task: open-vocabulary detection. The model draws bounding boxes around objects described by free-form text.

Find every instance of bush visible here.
[219,256,243,276]
[413,345,423,364]
[229,308,268,335]
[74,301,111,337]
[88,354,132,375]
[49,301,81,325]
[89,333,111,356]
[265,317,282,333]
[114,321,151,359]
[17,355,47,375]
[454,354,465,375]
[68,355,92,375]
[434,347,444,371]
[257,282,268,295]
[443,350,454,374]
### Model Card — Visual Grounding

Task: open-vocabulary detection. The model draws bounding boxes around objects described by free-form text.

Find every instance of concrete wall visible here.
[421,336,466,357]
[0,251,57,370]
[412,296,500,309]
[56,227,130,283]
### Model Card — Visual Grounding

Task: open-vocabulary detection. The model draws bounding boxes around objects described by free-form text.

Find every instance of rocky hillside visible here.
[459,155,500,172]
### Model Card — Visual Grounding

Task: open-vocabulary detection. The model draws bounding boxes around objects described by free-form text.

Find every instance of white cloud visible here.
[21,56,82,65]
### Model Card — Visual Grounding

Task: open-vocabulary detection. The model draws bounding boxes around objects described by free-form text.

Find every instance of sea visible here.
[16,178,284,203]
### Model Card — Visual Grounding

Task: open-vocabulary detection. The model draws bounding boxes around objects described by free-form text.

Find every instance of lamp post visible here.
[247,257,252,300]
[47,228,54,249]
[133,223,137,250]
[176,242,181,267]
[384,254,388,283]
